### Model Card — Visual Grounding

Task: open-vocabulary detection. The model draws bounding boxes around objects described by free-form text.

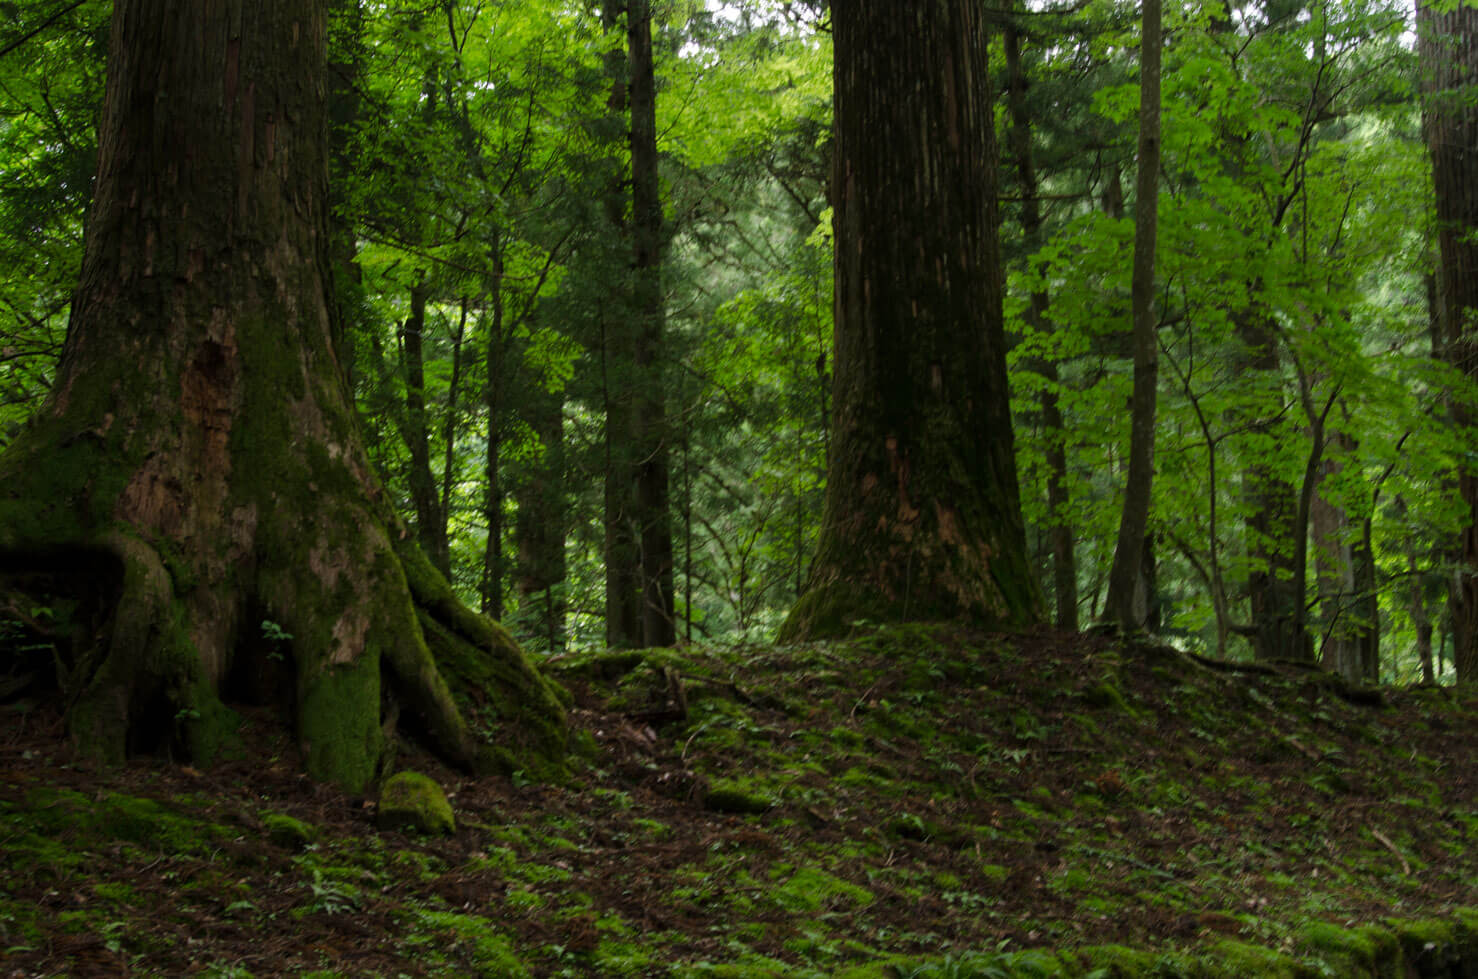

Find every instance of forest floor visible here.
[2,625,1478,977]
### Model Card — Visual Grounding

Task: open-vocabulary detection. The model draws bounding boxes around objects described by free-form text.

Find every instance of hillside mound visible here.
[2,625,1476,976]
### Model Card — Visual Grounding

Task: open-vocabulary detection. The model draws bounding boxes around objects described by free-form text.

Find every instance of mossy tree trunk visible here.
[0,0,566,791]
[1418,0,1478,683]
[779,0,1043,641]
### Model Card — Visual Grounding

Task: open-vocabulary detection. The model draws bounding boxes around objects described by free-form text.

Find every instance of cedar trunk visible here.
[1419,0,1478,682]
[779,0,1042,640]
[0,0,565,791]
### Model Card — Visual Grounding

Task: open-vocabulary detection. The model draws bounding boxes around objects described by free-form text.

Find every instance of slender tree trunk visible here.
[1410,548,1435,684]
[1237,310,1308,662]
[1004,12,1077,632]
[1353,516,1379,682]
[779,0,1042,640]
[599,0,642,649]
[0,0,565,790]
[1103,0,1162,633]
[1312,453,1358,677]
[439,300,467,527]
[482,246,506,619]
[1418,0,1478,682]
[514,383,566,653]
[402,279,451,577]
[627,0,675,647]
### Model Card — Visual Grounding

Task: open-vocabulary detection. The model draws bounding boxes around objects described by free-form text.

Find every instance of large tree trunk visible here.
[0,0,565,792]
[779,0,1042,640]
[1419,0,1478,683]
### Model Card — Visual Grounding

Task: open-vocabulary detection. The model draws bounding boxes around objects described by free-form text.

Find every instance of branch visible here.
[0,0,85,61]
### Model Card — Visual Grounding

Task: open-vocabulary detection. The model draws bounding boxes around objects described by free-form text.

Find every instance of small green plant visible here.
[260,619,292,642]
[303,870,359,915]
[261,620,292,661]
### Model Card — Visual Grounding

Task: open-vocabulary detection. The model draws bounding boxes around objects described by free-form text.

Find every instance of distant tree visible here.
[1418,0,1478,682]
[0,0,566,789]
[779,0,1042,639]
[1003,5,1079,632]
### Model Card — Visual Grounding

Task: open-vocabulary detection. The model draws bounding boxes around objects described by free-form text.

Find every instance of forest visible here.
[1,0,1477,975]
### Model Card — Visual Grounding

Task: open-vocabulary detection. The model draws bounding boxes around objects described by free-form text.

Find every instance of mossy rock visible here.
[377,771,455,835]
[261,811,319,849]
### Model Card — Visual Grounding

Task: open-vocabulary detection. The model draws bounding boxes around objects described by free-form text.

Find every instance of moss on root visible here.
[297,649,384,793]
[398,540,569,780]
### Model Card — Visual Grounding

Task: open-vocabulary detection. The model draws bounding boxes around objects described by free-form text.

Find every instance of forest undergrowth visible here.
[2,625,1477,977]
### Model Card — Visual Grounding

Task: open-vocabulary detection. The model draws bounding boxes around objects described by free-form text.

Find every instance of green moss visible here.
[776,581,859,642]
[415,910,530,977]
[297,650,383,794]
[261,812,319,849]
[770,865,874,914]
[183,675,245,766]
[1079,943,1161,975]
[705,777,778,814]
[378,770,455,835]
[1204,939,1309,978]
[90,881,139,905]
[980,863,1011,883]
[400,540,568,780]
[1080,677,1131,712]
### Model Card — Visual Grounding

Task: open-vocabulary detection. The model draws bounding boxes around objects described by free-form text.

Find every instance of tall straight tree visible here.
[0,0,566,790]
[627,0,676,647]
[1004,9,1078,632]
[600,0,674,648]
[1102,0,1162,632]
[1418,0,1478,682]
[779,0,1042,640]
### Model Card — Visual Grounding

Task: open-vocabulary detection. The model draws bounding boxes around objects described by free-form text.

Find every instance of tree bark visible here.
[1418,0,1478,683]
[401,278,452,578]
[482,246,507,620]
[778,0,1042,640]
[514,383,567,653]
[627,0,676,647]
[1103,0,1162,633]
[599,0,642,650]
[1237,310,1310,662]
[0,0,565,791]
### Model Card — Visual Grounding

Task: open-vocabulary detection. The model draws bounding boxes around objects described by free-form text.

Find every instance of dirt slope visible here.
[2,625,1476,977]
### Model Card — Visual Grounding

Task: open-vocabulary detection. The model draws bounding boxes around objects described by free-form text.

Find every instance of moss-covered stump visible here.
[378,771,455,835]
